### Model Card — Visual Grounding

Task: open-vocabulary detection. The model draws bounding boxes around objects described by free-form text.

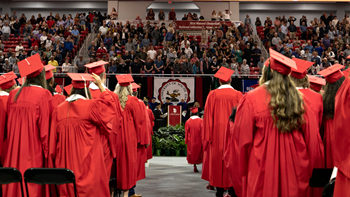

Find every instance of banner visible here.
[241,79,259,93]
[173,21,232,30]
[154,77,195,105]
[168,105,182,126]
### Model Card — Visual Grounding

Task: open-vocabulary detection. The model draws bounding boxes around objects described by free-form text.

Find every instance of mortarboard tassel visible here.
[80,75,90,100]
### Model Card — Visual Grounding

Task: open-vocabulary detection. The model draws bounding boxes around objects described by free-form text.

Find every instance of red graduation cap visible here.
[67,73,95,89]
[264,58,270,67]
[18,77,25,85]
[308,75,326,92]
[18,53,44,78]
[269,48,297,75]
[56,85,63,94]
[343,68,350,78]
[190,107,198,114]
[85,60,108,75]
[214,66,234,83]
[347,55,350,59]
[44,65,56,80]
[317,64,345,83]
[64,84,73,95]
[291,58,314,79]
[0,72,17,90]
[131,82,141,92]
[116,74,134,87]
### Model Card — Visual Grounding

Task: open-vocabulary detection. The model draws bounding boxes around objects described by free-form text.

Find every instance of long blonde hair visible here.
[114,84,132,109]
[266,71,305,133]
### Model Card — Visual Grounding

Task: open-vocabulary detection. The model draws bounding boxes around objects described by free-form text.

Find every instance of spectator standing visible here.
[3,59,12,73]
[220,58,229,68]
[1,23,10,41]
[110,8,118,20]
[64,15,74,29]
[129,57,141,74]
[11,10,17,20]
[251,43,262,67]
[272,33,281,46]
[287,16,297,25]
[230,58,239,77]
[280,21,288,35]
[62,58,72,73]
[9,53,17,66]
[311,51,321,65]
[15,42,24,57]
[12,59,19,74]
[103,34,112,51]
[300,15,307,26]
[264,17,272,27]
[315,43,324,57]
[12,19,21,37]
[147,45,157,60]
[322,34,331,49]
[211,11,217,21]
[154,55,164,75]
[320,58,332,70]
[304,41,314,53]
[71,26,80,45]
[99,23,108,37]
[222,10,232,21]
[288,21,297,39]
[300,22,307,40]
[165,29,174,47]
[332,16,339,27]
[125,38,135,52]
[80,14,87,31]
[144,57,154,75]
[277,29,285,41]
[158,10,165,21]
[274,17,281,32]
[142,35,150,47]
[96,43,107,60]
[23,22,32,40]
[48,56,59,72]
[147,9,155,20]
[168,8,176,20]
[255,17,262,27]
[240,59,250,78]
[75,55,86,73]
[151,26,160,46]
[257,57,264,74]
[245,14,252,28]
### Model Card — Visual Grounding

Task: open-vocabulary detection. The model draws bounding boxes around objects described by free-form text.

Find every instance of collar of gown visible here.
[190,115,200,119]
[66,94,86,102]
[217,84,234,90]
[264,81,270,85]
[89,82,107,90]
[0,91,9,96]
[296,87,307,89]
[30,85,43,88]
[54,92,60,95]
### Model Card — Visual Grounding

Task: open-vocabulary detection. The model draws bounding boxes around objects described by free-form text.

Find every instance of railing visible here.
[252,29,269,61]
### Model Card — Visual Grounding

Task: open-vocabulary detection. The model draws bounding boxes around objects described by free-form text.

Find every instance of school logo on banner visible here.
[154,77,195,105]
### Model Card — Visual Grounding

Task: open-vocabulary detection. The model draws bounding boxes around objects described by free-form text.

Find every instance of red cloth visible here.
[97,47,107,59]
[47,20,55,28]
[224,121,242,197]
[115,95,147,190]
[147,108,155,160]
[203,86,243,188]
[0,99,5,165]
[234,86,322,197]
[322,118,334,168]
[52,93,65,108]
[201,121,209,181]
[333,78,350,196]
[185,116,203,164]
[3,86,53,197]
[137,101,150,181]
[48,91,116,197]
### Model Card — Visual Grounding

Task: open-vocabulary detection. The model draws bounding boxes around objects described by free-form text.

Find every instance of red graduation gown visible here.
[3,86,53,197]
[203,84,243,188]
[52,93,66,108]
[234,86,322,197]
[115,95,147,190]
[332,78,350,197]
[146,108,155,160]
[0,93,9,164]
[322,118,334,168]
[201,121,210,182]
[224,121,242,197]
[48,91,116,197]
[185,116,203,164]
[89,84,123,179]
[137,100,150,181]
[298,88,325,197]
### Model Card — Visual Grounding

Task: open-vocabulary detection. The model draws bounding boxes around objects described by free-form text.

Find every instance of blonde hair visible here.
[266,71,305,133]
[290,75,310,89]
[114,84,132,109]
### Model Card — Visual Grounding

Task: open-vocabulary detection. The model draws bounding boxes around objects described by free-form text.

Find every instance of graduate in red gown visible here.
[290,58,325,197]
[0,72,18,164]
[203,66,243,197]
[49,73,116,197]
[146,102,155,161]
[333,69,350,197]
[318,64,345,168]
[3,54,53,197]
[308,75,326,93]
[185,107,203,172]
[234,49,322,197]
[44,65,65,108]
[113,74,147,197]
[85,61,123,183]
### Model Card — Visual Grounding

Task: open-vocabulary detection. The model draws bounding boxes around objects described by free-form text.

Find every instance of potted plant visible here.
[173,135,182,156]
[152,136,162,156]
[162,138,173,156]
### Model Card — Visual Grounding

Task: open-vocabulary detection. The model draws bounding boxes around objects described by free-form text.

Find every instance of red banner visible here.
[168,105,182,126]
[173,21,232,30]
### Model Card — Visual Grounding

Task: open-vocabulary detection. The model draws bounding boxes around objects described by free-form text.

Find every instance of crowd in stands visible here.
[255,12,350,74]
[0,10,110,74]
[86,9,261,77]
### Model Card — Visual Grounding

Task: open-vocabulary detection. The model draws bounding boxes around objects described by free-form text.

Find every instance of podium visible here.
[168,106,182,126]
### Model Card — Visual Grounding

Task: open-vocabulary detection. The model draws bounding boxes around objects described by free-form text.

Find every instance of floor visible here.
[135,156,216,197]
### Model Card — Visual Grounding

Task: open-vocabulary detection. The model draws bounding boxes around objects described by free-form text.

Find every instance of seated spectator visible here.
[240,59,250,78]
[109,46,116,57]
[31,46,41,56]
[191,53,199,64]
[12,59,19,74]
[310,60,320,75]
[272,33,281,46]
[277,28,285,41]
[18,50,26,61]
[44,47,52,59]
[320,57,332,70]
[3,58,12,73]
[311,51,321,65]
[144,57,154,74]
[180,37,190,49]
[15,42,24,57]
[88,46,97,60]
[8,53,17,66]
[71,26,80,45]
[276,40,284,52]
[44,35,53,49]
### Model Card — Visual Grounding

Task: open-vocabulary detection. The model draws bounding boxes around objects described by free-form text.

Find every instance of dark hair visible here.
[70,87,91,99]
[46,77,55,96]
[14,69,47,102]
[229,107,237,122]
[323,76,345,119]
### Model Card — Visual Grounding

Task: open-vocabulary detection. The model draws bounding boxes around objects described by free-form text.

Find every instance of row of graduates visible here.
[0,53,155,197]
[184,48,350,197]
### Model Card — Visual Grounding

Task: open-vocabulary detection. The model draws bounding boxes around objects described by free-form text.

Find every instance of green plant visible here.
[152,136,162,150]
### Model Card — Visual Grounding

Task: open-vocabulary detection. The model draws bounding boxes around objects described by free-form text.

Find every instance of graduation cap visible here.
[18,54,44,78]
[18,77,25,85]
[291,58,314,79]
[190,107,198,114]
[269,48,297,75]
[64,84,73,96]
[116,74,134,87]
[44,65,56,80]
[264,58,270,67]
[56,85,63,94]
[214,66,234,83]
[317,64,345,83]
[343,68,350,78]
[347,55,350,59]
[0,72,17,90]
[131,82,140,92]
[85,60,108,75]
[308,75,326,92]
[67,73,95,89]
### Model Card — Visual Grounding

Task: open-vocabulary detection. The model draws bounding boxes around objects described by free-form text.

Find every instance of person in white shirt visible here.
[62,58,72,73]
[40,31,48,44]
[180,37,190,49]
[184,45,193,59]
[211,10,217,21]
[99,23,108,36]
[222,10,232,21]
[332,16,339,27]
[280,22,288,35]
[231,58,239,77]
[1,22,11,41]
[241,59,250,78]
[147,45,157,60]
[15,41,24,56]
